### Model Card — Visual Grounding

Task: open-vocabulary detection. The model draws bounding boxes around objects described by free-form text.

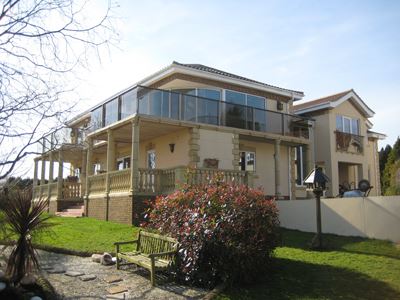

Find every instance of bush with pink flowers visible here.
[145,175,280,287]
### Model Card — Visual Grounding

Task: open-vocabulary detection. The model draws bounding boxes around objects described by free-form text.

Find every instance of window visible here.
[117,157,131,170]
[239,151,255,171]
[147,150,156,169]
[104,98,118,126]
[91,107,103,131]
[121,89,137,119]
[295,146,307,186]
[336,115,359,135]
[93,163,101,174]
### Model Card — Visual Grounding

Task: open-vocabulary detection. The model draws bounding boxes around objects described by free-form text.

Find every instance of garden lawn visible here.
[218,229,400,300]
[1,215,139,254]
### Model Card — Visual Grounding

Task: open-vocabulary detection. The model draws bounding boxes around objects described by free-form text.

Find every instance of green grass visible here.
[2,215,399,299]
[1,215,139,254]
[218,229,400,300]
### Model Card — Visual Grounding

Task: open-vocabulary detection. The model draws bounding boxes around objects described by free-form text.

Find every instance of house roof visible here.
[294,89,375,118]
[171,61,304,97]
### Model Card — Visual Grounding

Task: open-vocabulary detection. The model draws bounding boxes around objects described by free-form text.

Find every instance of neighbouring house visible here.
[32,62,313,224]
[294,89,386,197]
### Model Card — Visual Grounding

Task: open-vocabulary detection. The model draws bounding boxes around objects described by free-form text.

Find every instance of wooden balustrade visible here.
[109,168,131,193]
[85,167,253,196]
[63,182,81,199]
[88,174,107,195]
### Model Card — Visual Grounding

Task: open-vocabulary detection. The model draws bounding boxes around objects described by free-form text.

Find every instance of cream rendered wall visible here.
[138,129,191,169]
[328,101,369,196]
[239,140,290,196]
[198,129,234,169]
[277,196,400,242]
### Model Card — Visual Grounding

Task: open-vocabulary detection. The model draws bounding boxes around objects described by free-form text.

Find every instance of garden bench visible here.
[114,230,178,286]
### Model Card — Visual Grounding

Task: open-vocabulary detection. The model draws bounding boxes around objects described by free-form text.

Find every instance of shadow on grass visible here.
[280,228,400,260]
[222,257,400,300]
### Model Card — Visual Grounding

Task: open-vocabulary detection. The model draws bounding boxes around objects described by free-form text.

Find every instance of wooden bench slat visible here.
[115,230,178,286]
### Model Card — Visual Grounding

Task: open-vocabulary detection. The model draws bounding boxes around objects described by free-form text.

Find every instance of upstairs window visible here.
[295,146,307,186]
[91,107,103,131]
[336,115,359,135]
[121,89,137,120]
[117,156,131,170]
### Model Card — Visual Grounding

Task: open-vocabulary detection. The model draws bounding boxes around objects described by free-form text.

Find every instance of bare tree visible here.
[0,0,117,180]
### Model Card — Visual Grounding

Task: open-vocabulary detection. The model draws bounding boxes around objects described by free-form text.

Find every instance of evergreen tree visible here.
[382,137,400,195]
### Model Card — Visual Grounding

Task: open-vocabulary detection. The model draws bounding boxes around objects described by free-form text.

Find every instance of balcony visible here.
[87,167,253,196]
[335,131,364,154]
[89,86,310,139]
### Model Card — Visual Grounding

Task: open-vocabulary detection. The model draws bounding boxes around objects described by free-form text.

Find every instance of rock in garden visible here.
[0,281,6,292]
[79,274,97,281]
[65,271,84,277]
[91,253,102,263]
[47,267,66,274]
[107,285,128,294]
[104,275,123,283]
[30,296,43,300]
[21,274,36,285]
[101,252,114,265]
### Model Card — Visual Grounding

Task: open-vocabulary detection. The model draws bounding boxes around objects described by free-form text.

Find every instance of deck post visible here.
[57,150,64,201]
[274,139,281,198]
[32,158,39,200]
[47,134,54,202]
[85,137,93,197]
[105,129,116,195]
[81,149,87,198]
[130,118,140,194]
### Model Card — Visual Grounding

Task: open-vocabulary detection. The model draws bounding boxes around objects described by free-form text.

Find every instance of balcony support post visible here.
[32,158,39,200]
[105,129,116,194]
[84,138,93,217]
[130,118,140,194]
[232,133,240,170]
[47,148,54,204]
[81,149,87,198]
[57,150,64,201]
[274,139,281,198]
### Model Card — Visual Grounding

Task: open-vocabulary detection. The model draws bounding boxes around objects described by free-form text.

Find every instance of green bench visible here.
[114,230,178,286]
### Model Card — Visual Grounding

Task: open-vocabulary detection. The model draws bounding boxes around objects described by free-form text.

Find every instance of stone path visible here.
[0,248,207,299]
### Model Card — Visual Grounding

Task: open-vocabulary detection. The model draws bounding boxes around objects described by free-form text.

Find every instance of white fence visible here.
[277,196,400,242]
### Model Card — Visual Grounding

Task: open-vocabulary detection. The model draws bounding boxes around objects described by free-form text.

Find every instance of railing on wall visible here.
[63,182,81,199]
[89,85,311,138]
[109,169,131,193]
[85,166,254,197]
[335,131,364,154]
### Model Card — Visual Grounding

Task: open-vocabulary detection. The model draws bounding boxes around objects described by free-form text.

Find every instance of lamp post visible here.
[304,166,329,249]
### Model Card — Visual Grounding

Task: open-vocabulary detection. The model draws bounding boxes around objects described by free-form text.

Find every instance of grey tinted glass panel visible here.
[226,90,246,105]
[198,89,221,100]
[247,95,265,109]
[105,99,118,126]
[121,90,137,119]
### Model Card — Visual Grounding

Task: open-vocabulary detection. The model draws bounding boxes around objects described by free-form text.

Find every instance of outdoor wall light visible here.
[169,143,175,153]
[304,166,329,249]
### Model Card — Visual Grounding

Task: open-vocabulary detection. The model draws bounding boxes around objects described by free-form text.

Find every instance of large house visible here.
[32,62,383,224]
[294,90,385,197]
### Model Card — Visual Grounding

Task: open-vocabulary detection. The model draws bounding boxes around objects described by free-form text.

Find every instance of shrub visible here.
[145,175,280,288]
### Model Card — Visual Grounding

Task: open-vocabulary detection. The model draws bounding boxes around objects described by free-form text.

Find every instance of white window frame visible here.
[239,151,256,172]
[116,156,130,170]
[336,115,359,135]
[295,146,305,187]
[147,150,156,169]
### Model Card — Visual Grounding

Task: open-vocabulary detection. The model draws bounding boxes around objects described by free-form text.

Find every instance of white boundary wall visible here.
[277,196,400,242]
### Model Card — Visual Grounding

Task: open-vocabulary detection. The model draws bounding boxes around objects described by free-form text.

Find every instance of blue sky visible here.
[77,0,400,148]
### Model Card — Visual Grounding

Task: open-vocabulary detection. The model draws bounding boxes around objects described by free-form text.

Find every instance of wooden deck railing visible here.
[85,166,253,197]
[109,168,131,193]
[63,182,81,199]
[32,181,81,201]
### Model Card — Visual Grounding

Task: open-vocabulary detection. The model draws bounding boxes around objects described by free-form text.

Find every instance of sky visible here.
[73,0,400,150]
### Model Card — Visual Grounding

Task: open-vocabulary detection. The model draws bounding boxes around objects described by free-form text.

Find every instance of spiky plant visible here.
[1,188,51,285]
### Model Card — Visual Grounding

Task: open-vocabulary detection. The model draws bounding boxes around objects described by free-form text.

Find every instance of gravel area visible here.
[0,247,207,299]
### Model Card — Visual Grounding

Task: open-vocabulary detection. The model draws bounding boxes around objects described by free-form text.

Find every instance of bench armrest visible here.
[114,240,138,246]
[114,240,138,253]
[148,250,177,259]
